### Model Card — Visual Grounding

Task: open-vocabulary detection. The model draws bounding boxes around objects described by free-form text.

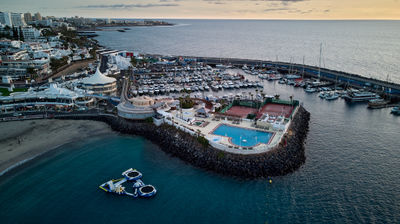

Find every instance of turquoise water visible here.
[0,135,267,223]
[2,80,400,223]
[212,124,273,147]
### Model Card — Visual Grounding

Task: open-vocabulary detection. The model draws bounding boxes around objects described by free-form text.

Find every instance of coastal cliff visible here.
[59,106,310,178]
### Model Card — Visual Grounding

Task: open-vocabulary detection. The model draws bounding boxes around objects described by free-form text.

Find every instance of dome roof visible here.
[130,96,155,107]
[81,67,116,85]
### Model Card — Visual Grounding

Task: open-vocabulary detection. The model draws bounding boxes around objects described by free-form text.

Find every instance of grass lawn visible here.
[0,88,28,96]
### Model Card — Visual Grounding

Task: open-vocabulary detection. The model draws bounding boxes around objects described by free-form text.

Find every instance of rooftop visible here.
[81,67,116,85]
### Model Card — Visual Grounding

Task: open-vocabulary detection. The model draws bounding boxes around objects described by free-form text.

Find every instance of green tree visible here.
[89,47,97,60]
[179,95,194,109]
[12,26,19,40]
[19,27,24,41]
[130,56,137,66]
[50,56,69,70]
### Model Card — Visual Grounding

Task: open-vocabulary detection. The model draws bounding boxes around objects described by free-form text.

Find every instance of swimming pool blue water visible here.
[212,124,273,147]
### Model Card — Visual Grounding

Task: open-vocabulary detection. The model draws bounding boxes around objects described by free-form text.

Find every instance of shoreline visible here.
[57,106,310,178]
[0,119,115,176]
[0,106,309,179]
[78,23,174,32]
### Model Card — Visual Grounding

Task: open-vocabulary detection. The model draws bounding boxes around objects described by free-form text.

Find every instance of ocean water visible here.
[95,20,400,84]
[1,81,400,223]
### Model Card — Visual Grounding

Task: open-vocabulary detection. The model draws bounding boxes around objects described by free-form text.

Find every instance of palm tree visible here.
[261,90,265,100]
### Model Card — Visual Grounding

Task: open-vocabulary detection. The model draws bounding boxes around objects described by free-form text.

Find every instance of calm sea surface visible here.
[95,20,400,84]
[1,20,400,223]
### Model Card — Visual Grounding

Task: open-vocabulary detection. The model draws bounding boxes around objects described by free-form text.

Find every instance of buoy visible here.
[269,179,272,184]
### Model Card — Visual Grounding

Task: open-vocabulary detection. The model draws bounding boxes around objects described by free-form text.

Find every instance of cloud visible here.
[264,7,290,12]
[80,3,179,9]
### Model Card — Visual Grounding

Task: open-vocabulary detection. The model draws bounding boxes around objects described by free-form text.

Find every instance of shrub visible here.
[197,136,209,148]
[247,113,256,119]
[144,117,153,123]
[180,96,194,109]
[217,151,225,159]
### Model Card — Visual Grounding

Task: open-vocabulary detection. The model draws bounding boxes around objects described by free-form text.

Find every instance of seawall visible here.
[57,106,310,178]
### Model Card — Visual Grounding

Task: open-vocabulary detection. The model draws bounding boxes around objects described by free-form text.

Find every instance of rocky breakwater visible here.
[59,106,310,178]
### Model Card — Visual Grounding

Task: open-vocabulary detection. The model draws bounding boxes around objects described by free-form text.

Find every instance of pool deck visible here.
[167,107,289,153]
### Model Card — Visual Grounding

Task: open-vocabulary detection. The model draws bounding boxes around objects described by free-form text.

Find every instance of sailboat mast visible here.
[318,43,322,80]
[302,56,305,79]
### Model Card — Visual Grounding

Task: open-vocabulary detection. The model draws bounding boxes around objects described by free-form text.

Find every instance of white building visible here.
[80,67,117,96]
[0,58,51,79]
[33,19,52,27]
[0,12,26,27]
[0,39,21,48]
[0,12,12,27]
[34,12,42,21]
[21,26,41,40]
[10,13,26,27]
[117,96,156,120]
[0,83,95,114]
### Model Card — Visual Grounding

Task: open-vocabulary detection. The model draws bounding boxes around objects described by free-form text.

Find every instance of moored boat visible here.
[343,91,380,102]
[368,99,389,109]
[391,107,400,115]
[325,93,339,100]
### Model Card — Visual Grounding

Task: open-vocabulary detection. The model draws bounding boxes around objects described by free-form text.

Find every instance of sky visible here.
[1,0,400,19]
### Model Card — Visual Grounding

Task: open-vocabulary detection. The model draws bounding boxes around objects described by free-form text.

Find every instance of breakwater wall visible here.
[57,106,310,178]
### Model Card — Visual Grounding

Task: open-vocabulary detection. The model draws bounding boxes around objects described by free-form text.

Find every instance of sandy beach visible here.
[0,119,114,175]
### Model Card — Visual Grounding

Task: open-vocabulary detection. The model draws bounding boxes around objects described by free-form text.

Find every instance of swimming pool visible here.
[212,124,274,147]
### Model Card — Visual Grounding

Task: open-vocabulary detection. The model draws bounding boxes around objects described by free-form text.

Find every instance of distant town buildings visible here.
[10,13,26,27]
[0,12,27,27]
[21,26,41,40]
[0,11,98,82]
[34,12,42,21]
[0,12,12,27]
[24,13,32,23]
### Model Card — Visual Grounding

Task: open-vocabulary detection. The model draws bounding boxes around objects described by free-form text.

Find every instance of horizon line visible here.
[86,17,400,21]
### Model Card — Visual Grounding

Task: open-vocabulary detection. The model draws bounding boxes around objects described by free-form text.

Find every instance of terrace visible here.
[161,98,299,154]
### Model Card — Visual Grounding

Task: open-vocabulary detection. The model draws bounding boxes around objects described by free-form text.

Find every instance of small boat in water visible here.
[368,99,389,109]
[391,107,400,115]
[325,93,339,101]
[343,91,380,102]
[305,87,317,93]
